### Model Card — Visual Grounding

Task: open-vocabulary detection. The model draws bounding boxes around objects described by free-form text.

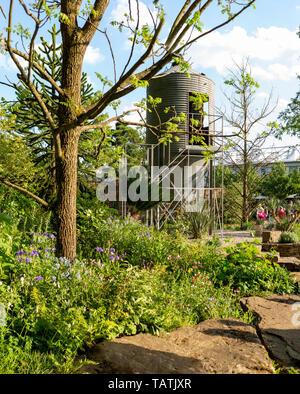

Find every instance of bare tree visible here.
[0,0,256,259]
[217,58,277,227]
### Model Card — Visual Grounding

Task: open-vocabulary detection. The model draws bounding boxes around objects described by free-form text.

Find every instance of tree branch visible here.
[1,45,65,97]
[0,178,49,207]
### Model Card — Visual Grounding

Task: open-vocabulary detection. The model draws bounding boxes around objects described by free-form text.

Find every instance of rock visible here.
[262,231,281,244]
[261,242,300,259]
[240,295,300,372]
[79,318,275,374]
[277,257,300,272]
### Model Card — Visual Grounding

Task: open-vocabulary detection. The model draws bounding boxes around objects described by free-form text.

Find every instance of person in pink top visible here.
[278,206,286,219]
[257,207,266,221]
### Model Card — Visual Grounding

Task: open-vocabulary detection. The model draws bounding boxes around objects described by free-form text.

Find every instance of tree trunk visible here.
[55,128,80,260]
[55,4,86,260]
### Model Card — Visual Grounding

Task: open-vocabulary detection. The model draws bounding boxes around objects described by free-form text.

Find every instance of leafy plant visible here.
[255,218,264,225]
[181,202,213,239]
[279,231,299,244]
[201,241,296,295]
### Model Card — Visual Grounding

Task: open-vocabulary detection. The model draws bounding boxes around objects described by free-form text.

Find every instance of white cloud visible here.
[0,55,11,71]
[84,46,104,65]
[187,26,300,80]
[277,98,289,111]
[110,0,158,50]
[252,63,299,81]
[111,0,156,27]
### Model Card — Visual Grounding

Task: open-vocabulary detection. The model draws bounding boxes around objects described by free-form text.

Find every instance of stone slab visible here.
[80,318,275,374]
[240,295,300,372]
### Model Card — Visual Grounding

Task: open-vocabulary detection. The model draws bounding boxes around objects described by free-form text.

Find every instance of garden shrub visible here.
[0,211,298,374]
[279,231,299,244]
[199,241,297,295]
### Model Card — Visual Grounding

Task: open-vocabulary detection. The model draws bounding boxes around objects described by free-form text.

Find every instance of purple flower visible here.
[49,234,56,239]
[95,246,105,252]
[30,250,39,257]
[34,276,43,281]
[26,257,31,263]
[109,256,115,261]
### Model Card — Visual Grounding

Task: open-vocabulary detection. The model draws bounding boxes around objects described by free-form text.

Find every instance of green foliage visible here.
[180,203,213,239]
[0,133,37,186]
[270,76,300,139]
[215,164,261,226]
[202,241,296,295]
[0,202,297,374]
[2,25,126,202]
[259,162,298,200]
[77,208,186,266]
[279,231,299,244]
[189,92,209,112]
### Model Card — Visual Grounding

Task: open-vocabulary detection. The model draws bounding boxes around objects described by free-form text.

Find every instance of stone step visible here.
[291,272,300,283]
[277,258,300,272]
[240,295,300,374]
[260,252,300,272]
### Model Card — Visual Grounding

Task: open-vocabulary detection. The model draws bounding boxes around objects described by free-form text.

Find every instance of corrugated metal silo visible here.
[146,65,215,168]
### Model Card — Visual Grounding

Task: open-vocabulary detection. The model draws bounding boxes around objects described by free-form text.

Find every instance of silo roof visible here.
[155,65,214,83]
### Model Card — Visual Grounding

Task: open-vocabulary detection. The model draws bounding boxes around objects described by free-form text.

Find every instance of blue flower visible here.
[34,276,43,281]
[16,250,26,256]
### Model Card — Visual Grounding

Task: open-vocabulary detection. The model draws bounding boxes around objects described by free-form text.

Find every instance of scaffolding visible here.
[121,114,225,235]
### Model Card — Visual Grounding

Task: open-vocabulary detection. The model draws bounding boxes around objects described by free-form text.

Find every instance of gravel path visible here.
[213,230,262,250]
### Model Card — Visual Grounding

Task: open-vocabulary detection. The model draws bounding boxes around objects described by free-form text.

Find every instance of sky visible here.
[0,0,299,157]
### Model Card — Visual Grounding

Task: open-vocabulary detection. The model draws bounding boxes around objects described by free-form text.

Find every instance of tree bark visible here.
[55,128,80,259]
[54,1,86,259]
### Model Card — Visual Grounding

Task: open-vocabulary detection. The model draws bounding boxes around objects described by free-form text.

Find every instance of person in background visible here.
[278,206,286,220]
[257,207,267,221]
[288,200,294,219]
